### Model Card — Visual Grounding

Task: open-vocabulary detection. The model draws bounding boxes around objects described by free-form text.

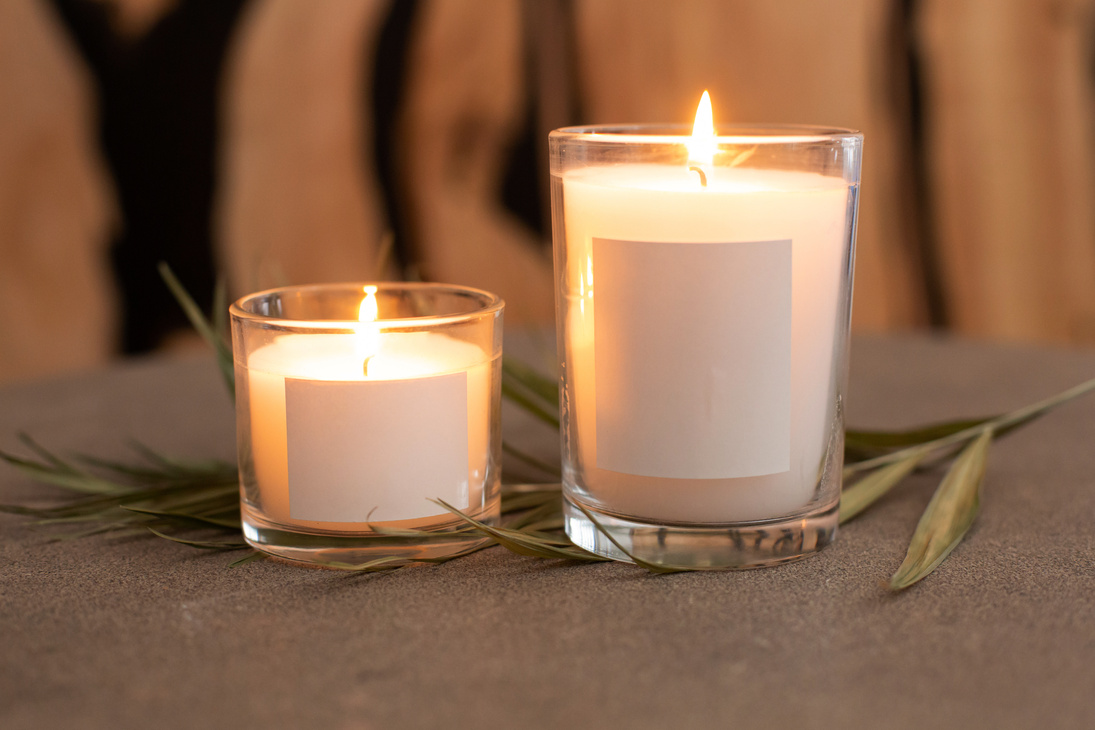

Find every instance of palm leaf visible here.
[840,448,927,524]
[158,262,235,398]
[888,428,993,590]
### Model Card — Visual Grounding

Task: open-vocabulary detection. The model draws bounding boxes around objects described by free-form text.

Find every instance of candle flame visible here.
[358,285,379,323]
[687,90,717,167]
[357,285,380,372]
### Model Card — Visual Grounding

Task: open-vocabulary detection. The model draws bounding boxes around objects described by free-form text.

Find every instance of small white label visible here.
[593,237,792,479]
[285,372,469,522]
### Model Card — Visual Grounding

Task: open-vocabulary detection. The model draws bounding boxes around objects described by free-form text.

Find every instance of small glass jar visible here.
[230,282,503,566]
[550,124,862,568]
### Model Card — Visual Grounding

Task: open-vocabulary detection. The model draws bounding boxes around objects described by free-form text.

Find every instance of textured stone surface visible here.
[2,336,1094,729]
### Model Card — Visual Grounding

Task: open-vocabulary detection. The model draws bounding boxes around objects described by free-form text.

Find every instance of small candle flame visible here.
[687,91,716,185]
[357,285,380,374]
[358,285,379,323]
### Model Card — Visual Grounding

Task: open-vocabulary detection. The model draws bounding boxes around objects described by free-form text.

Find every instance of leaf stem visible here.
[844,374,1095,476]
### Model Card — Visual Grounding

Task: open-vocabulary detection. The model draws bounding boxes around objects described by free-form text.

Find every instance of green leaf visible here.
[146,527,248,550]
[888,428,993,591]
[212,275,229,345]
[502,441,561,478]
[845,417,992,452]
[839,448,927,524]
[320,555,411,572]
[158,262,235,399]
[122,504,242,529]
[500,380,560,429]
[0,449,125,495]
[227,551,265,568]
[846,374,1095,476]
[433,499,606,561]
[569,501,689,574]
[502,357,559,408]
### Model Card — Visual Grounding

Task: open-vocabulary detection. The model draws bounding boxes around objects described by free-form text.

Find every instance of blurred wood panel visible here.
[918,0,1095,343]
[572,0,931,333]
[0,0,117,382]
[7,0,1095,385]
[216,0,389,297]
[397,0,556,324]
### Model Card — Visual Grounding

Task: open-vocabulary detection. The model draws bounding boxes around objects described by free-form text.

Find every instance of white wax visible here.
[245,331,491,529]
[561,164,850,522]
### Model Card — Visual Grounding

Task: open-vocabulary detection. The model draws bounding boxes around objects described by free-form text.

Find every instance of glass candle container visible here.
[231,282,504,567]
[550,124,861,569]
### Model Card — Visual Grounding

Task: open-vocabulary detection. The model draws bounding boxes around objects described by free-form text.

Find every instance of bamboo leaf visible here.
[122,504,241,529]
[325,555,414,572]
[888,428,993,591]
[502,357,559,408]
[125,440,236,476]
[146,527,248,550]
[846,375,1095,476]
[364,522,478,540]
[0,450,126,495]
[845,418,992,453]
[433,499,606,561]
[502,441,562,477]
[500,380,560,429]
[212,275,229,344]
[569,501,689,574]
[839,448,927,524]
[18,433,78,473]
[504,498,564,532]
[227,551,265,568]
[158,262,235,398]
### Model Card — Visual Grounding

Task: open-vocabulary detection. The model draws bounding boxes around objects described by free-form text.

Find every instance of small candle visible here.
[231,283,503,565]
[246,329,491,529]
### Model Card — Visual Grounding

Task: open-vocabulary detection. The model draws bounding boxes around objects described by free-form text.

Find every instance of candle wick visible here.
[689,165,708,188]
[362,356,373,377]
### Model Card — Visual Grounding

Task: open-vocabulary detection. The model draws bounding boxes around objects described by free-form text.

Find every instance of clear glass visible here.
[231,282,504,566]
[550,124,861,568]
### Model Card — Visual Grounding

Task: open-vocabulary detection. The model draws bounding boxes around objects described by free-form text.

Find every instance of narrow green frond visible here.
[840,449,927,524]
[158,262,235,398]
[888,429,993,590]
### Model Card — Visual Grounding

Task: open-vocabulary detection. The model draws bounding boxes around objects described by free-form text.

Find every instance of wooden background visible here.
[3,0,1095,382]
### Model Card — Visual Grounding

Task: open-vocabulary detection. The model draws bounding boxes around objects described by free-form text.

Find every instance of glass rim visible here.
[230,281,504,330]
[550,122,862,145]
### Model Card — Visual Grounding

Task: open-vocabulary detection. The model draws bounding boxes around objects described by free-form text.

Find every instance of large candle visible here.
[561,165,848,522]
[551,93,859,546]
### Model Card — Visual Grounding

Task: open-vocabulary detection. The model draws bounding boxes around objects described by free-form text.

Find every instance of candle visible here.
[231,283,504,565]
[562,165,847,522]
[550,94,861,565]
[245,330,491,529]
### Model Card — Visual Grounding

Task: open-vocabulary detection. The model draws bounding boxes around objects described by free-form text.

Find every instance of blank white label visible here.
[285,373,469,521]
[593,237,791,479]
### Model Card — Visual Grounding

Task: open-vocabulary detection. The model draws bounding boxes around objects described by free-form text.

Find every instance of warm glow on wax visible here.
[686,90,716,165]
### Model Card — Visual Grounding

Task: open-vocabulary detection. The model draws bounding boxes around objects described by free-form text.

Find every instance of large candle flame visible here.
[357,285,380,373]
[687,90,717,167]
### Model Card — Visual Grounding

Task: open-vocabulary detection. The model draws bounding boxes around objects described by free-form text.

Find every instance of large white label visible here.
[285,373,469,521]
[593,237,792,479]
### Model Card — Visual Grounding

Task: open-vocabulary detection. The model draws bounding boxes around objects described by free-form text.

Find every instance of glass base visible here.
[242,506,496,568]
[563,496,839,570]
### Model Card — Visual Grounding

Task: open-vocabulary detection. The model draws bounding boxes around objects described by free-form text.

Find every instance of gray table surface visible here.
[2,335,1094,730]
